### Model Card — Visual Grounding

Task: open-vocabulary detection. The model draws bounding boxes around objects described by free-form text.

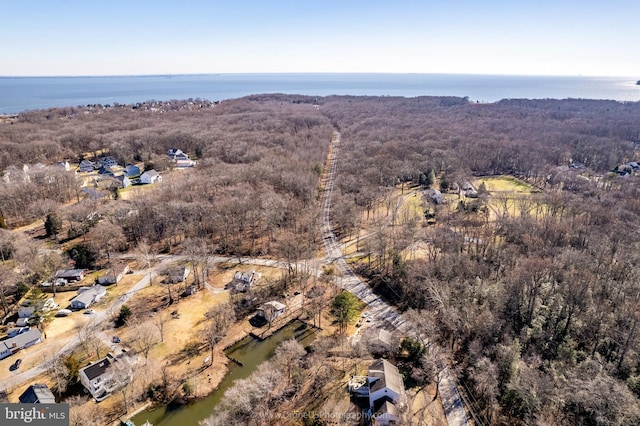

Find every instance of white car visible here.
[83,309,94,315]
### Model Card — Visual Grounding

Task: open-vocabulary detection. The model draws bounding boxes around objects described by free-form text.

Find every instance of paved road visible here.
[0,258,169,393]
[321,131,469,426]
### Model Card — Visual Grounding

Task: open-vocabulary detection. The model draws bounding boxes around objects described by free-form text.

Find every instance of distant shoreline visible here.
[1,73,638,114]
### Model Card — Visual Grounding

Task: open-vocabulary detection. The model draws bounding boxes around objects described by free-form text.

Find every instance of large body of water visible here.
[1,73,639,114]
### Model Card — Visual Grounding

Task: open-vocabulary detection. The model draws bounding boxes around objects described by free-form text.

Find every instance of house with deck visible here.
[79,353,134,401]
[348,359,405,426]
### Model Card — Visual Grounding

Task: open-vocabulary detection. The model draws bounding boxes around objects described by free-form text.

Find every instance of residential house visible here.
[77,160,95,173]
[165,266,190,284]
[52,161,71,172]
[19,384,56,404]
[18,306,36,319]
[232,270,262,292]
[98,263,130,285]
[7,327,30,338]
[368,358,405,424]
[70,285,106,309]
[175,159,196,168]
[99,156,118,168]
[18,297,57,318]
[257,301,286,320]
[2,165,29,183]
[97,166,115,177]
[0,329,43,360]
[140,170,162,184]
[114,174,131,188]
[424,189,445,205]
[79,353,134,401]
[124,164,141,177]
[167,148,184,160]
[55,269,86,282]
[373,401,399,426]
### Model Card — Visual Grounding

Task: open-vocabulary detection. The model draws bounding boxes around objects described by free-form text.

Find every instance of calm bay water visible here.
[0,73,639,114]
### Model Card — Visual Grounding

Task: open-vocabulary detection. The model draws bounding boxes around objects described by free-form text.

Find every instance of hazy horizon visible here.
[1,1,638,77]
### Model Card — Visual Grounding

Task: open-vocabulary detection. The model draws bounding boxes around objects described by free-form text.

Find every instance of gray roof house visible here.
[233,270,262,292]
[19,384,56,403]
[98,263,130,285]
[77,160,95,173]
[0,329,43,360]
[124,164,141,177]
[70,285,107,309]
[140,169,162,184]
[368,359,405,425]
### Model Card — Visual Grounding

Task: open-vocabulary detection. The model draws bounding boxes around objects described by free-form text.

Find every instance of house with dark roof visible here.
[124,164,141,177]
[0,329,43,360]
[55,269,86,282]
[77,160,95,173]
[99,156,118,168]
[79,353,134,401]
[19,384,56,403]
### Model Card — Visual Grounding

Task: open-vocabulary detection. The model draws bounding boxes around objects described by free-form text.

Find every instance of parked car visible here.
[112,336,121,343]
[13,359,22,369]
[83,309,94,315]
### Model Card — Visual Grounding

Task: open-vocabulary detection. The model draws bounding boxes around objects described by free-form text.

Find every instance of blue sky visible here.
[1,0,638,76]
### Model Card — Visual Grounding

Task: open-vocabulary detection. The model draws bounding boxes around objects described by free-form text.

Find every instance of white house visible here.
[114,174,131,188]
[140,170,162,184]
[70,285,107,309]
[165,266,190,284]
[368,358,404,423]
[0,329,43,360]
[18,297,57,318]
[53,161,71,172]
[79,353,134,401]
[98,263,130,285]
[175,159,196,168]
[167,148,183,160]
[232,270,262,292]
[257,301,286,320]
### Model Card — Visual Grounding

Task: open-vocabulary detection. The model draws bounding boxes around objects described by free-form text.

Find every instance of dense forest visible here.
[2,95,640,424]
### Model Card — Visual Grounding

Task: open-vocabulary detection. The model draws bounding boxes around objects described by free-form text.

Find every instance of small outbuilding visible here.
[19,384,56,404]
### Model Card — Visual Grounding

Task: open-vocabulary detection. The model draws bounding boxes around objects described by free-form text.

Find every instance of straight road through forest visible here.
[320,131,469,426]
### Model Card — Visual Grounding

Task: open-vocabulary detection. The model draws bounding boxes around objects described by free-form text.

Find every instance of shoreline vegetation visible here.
[2,94,640,425]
